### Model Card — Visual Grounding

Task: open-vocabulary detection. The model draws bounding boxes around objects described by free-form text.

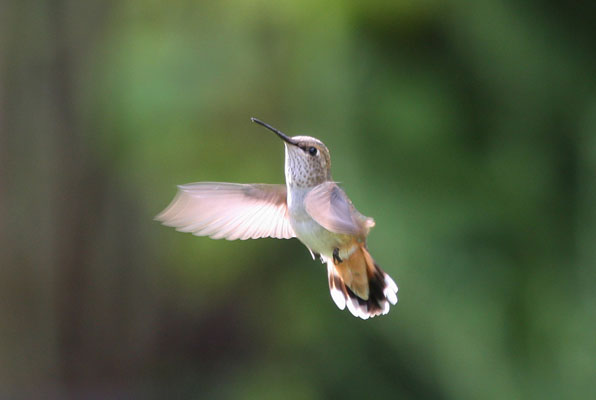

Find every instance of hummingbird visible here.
[156,118,398,319]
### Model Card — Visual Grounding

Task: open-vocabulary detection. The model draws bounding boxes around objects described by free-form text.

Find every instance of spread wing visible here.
[304,182,375,236]
[155,182,295,240]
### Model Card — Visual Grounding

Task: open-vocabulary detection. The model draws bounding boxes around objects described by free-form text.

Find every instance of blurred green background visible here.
[2,0,596,398]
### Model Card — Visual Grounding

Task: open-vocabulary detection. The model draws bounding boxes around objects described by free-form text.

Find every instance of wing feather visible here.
[304,182,375,236]
[156,182,295,240]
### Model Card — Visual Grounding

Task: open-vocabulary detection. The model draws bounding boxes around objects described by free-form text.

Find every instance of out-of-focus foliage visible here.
[1,0,595,398]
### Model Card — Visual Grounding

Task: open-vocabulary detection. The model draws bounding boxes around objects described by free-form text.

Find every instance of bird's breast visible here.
[287,186,351,258]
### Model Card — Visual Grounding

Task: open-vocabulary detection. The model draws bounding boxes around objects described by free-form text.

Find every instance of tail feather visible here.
[326,245,398,319]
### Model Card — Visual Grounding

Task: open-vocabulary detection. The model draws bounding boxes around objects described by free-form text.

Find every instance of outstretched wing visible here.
[155,182,295,240]
[304,182,375,236]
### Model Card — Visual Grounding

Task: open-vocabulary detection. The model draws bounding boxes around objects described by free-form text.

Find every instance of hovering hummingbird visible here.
[156,118,398,319]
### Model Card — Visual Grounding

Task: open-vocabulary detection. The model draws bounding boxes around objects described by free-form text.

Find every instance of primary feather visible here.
[155,182,295,240]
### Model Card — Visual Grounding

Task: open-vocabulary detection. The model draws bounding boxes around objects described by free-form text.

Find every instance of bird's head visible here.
[251,118,332,188]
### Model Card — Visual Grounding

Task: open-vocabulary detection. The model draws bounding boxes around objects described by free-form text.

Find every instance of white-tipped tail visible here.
[326,247,398,319]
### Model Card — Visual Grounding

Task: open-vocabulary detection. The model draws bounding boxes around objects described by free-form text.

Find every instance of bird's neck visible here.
[284,156,330,190]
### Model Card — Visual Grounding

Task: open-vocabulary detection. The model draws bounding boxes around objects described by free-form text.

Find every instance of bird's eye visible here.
[308,147,318,156]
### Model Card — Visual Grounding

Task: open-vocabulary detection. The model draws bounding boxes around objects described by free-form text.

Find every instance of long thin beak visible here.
[251,118,298,146]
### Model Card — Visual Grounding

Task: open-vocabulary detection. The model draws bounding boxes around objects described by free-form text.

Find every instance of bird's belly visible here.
[291,215,351,259]
[287,186,353,259]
